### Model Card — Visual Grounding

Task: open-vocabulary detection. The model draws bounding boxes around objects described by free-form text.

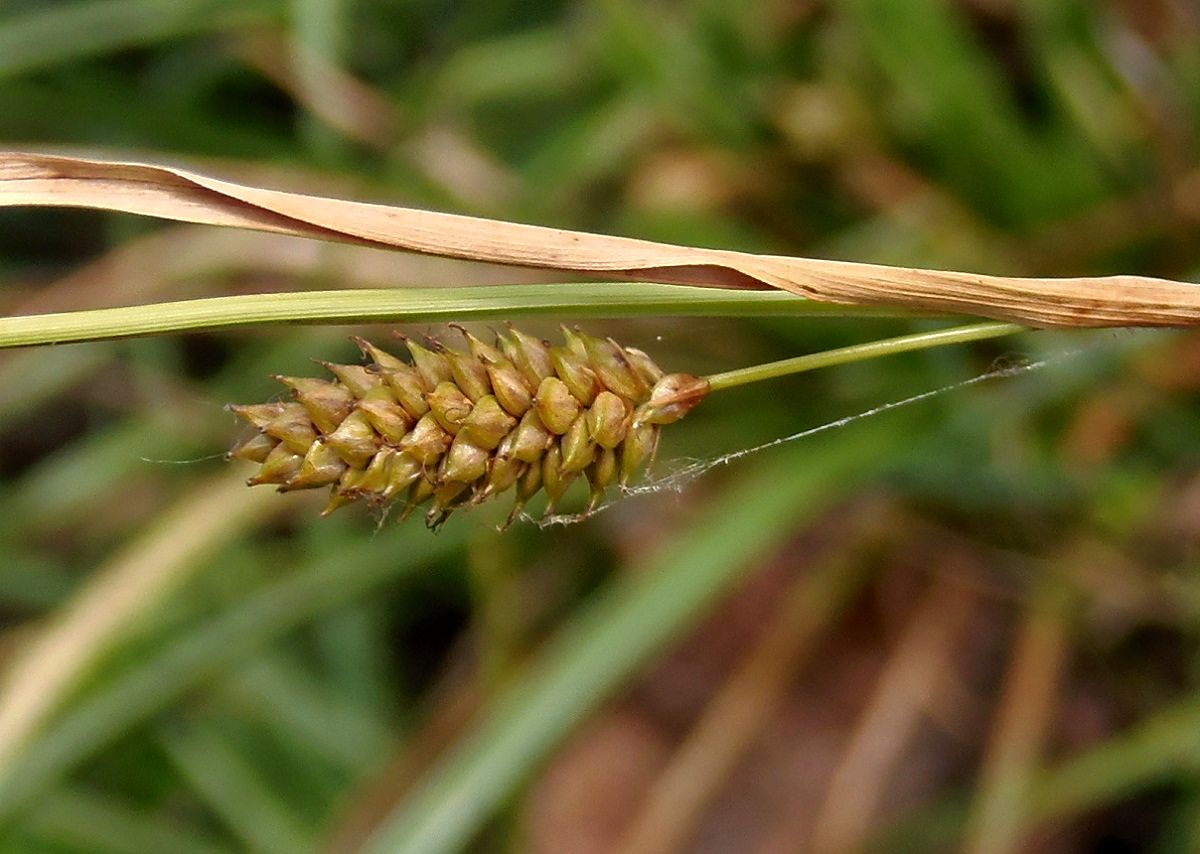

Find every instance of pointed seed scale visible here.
[504,459,545,528]
[354,446,398,500]
[483,456,523,500]
[446,348,491,402]
[483,438,525,499]
[441,434,490,484]
[541,445,577,513]
[352,336,407,373]
[535,376,581,434]
[587,447,618,510]
[319,361,381,398]
[502,325,554,388]
[399,475,437,521]
[333,464,372,501]
[426,381,474,434]
[497,329,520,364]
[398,413,452,465]
[228,402,288,431]
[586,391,629,449]
[620,423,659,487]
[382,451,424,503]
[322,409,379,468]
[508,409,553,463]
[357,386,412,443]
[560,414,596,474]
[274,376,355,433]
[284,441,347,490]
[473,433,519,503]
[264,404,319,454]
[582,335,646,401]
[486,361,534,415]
[561,325,588,358]
[452,324,506,364]
[247,443,303,486]
[402,336,453,388]
[426,481,470,530]
[460,395,516,450]
[623,346,664,385]
[382,364,430,418]
[550,347,600,404]
[321,490,354,516]
[518,457,543,500]
[227,431,276,463]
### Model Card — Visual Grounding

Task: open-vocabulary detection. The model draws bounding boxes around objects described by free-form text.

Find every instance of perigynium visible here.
[227,325,709,529]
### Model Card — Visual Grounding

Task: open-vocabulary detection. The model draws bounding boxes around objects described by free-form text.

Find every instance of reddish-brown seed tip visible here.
[633,374,710,426]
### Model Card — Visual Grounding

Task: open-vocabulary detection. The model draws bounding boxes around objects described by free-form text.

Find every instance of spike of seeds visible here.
[227,327,707,528]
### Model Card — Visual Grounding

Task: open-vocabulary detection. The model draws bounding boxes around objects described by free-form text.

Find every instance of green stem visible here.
[0,283,905,349]
[704,322,1025,392]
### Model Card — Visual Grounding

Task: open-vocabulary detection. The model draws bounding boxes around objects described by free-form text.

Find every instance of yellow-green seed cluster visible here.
[227,326,708,529]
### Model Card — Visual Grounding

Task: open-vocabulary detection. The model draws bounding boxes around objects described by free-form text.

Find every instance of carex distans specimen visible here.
[227,325,709,529]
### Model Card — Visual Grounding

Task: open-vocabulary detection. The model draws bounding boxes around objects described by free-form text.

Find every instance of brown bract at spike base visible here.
[226,327,707,530]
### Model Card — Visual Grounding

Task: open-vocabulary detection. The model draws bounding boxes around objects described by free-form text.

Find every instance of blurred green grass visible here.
[1,1,1200,852]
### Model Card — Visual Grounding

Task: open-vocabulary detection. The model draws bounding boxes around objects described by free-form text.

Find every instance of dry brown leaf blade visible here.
[3,151,1199,328]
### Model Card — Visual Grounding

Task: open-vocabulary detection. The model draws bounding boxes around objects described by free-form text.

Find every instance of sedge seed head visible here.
[228,326,709,529]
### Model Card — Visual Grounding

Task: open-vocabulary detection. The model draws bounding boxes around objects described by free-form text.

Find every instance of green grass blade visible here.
[1031,695,1200,823]
[878,695,1200,851]
[21,786,235,854]
[0,283,911,349]
[0,0,281,80]
[0,526,464,823]
[161,722,316,854]
[219,655,391,773]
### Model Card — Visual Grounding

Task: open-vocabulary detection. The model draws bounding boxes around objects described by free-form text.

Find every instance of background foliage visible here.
[2,1,1200,852]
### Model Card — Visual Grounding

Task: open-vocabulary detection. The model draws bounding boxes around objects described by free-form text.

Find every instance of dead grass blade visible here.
[3,151,1199,328]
